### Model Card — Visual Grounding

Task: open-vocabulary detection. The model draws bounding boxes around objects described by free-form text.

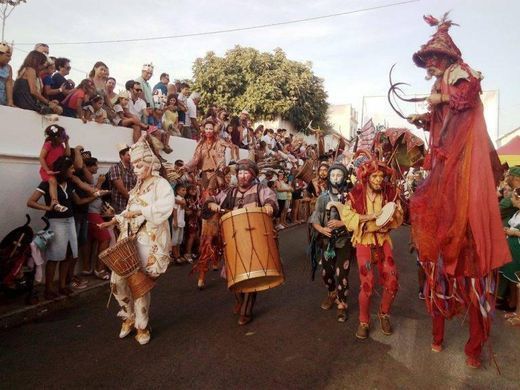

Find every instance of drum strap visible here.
[223,185,263,211]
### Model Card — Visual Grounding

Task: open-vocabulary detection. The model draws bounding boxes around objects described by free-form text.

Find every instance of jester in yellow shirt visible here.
[340,155,403,339]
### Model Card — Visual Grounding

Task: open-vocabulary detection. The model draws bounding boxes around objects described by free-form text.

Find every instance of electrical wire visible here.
[14,0,420,46]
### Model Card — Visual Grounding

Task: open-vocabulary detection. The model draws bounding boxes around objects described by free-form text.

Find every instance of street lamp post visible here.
[1,0,26,41]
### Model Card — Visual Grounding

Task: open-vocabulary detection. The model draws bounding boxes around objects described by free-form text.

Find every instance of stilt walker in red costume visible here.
[407,13,511,368]
[341,155,403,339]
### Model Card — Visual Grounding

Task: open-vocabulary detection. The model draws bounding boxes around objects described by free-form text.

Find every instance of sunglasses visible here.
[134,88,142,92]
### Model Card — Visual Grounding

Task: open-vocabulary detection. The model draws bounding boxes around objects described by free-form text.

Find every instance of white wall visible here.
[0,106,246,238]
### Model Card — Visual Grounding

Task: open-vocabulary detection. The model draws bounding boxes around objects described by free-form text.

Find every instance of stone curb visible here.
[0,280,110,329]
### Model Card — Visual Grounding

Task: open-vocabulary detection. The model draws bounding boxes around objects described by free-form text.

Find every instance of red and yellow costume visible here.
[341,158,403,325]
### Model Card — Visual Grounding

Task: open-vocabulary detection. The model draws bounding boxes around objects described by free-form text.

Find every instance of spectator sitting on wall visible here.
[51,57,74,103]
[135,63,154,109]
[153,72,169,96]
[83,94,110,124]
[125,79,147,125]
[177,82,189,126]
[167,83,177,96]
[34,43,49,55]
[149,104,172,153]
[106,77,118,105]
[0,41,14,106]
[41,58,61,100]
[113,90,148,142]
[163,94,180,136]
[61,78,96,120]
[13,50,62,114]
[185,91,200,139]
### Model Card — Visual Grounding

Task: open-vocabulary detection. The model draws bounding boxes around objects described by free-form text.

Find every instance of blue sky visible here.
[4,0,519,136]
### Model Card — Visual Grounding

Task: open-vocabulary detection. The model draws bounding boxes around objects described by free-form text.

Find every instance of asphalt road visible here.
[1,225,519,389]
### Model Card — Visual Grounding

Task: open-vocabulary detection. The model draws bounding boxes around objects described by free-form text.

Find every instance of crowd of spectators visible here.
[0,41,340,299]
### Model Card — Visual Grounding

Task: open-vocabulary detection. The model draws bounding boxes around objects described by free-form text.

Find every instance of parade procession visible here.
[0,1,519,389]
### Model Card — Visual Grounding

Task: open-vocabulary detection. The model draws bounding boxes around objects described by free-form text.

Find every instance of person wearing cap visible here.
[135,63,154,109]
[0,42,14,106]
[340,155,403,340]
[310,164,354,322]
[107,143,137,215]
[407,14,511,368]
[99,137,174,345]
[203,159,278,325]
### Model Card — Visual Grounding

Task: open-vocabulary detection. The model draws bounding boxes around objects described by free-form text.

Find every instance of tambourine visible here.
[376,202,396,227]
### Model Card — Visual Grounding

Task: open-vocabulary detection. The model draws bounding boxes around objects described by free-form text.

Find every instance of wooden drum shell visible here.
[220,207,285,293]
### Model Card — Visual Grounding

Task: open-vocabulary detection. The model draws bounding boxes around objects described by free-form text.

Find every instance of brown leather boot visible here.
[379,313,393,335]
[356,322,369,339]
[321,291,336,310]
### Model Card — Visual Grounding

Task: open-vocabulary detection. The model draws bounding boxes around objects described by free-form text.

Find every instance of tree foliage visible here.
[192,46,329,131]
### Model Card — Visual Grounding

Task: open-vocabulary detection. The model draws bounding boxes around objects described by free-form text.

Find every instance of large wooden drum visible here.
[220,207,285,293]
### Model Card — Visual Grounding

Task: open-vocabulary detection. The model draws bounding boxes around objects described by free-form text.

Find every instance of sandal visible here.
[94,269,110,280]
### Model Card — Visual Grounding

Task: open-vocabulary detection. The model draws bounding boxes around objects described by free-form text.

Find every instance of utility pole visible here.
[1,1,26,41]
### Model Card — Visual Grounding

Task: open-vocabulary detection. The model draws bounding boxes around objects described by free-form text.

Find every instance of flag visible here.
[354,119,376,151]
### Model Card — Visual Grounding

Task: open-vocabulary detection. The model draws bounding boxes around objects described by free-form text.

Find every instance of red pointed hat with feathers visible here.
[353,150,394,183]
[413,12,462,68]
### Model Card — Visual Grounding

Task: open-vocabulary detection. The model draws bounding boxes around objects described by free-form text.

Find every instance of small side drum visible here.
[220,206,285,293]
[99,235,155,299]
[296,159,314,183]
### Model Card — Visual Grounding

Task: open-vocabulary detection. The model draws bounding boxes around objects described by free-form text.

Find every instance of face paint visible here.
[204,124,215,139]
[133,160,151,180]
[368,171,384,192]
[329,169,345,187]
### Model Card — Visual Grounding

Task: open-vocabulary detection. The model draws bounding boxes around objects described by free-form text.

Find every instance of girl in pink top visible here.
[39,125,70,212]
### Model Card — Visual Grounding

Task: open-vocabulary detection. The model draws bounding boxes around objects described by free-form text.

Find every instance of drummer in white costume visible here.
[99,137,174,345]
[204,159,278,325]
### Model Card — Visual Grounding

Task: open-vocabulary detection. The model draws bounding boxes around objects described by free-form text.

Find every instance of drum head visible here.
[376,202,396,227]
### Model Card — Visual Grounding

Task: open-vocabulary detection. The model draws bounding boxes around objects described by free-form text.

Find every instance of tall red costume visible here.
[408,14,511,366]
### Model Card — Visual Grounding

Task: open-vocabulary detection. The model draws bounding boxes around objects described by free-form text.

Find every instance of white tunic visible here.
[116,175,174,277]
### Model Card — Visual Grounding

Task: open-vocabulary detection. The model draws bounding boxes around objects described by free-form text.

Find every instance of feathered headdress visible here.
[413,12,462,68]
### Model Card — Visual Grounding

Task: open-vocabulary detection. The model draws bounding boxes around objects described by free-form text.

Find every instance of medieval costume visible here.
[307,162,329,199]
[203,159,278,325]
[185,121,238,188]
[192,171,227,289]
[341,156,403,339]
[408,14,511,367]
[309,164,354,322]
[106,138,174,345]
[186,120,237,288]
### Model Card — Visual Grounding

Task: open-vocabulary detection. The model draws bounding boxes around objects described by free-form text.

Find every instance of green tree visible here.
[192,46,329,131]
